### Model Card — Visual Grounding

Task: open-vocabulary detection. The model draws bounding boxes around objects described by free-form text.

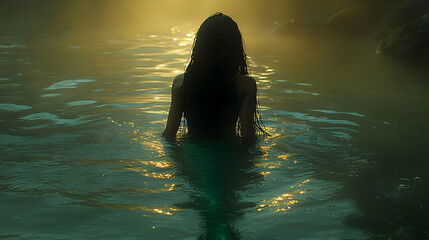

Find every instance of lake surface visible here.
[1,27,428,239]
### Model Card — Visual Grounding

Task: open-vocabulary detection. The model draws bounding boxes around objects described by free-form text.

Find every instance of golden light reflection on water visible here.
[131,70,181,78]
[120,160,172,169]
[96,202,180,216]
[107,117,168,157]
[122,30,194,80]
[256,161,282,169]
[105,116,176,186]
[258,179,311,213]
[142,110,169,115]
[259,143,277,159]
[131,184,176,194]
[139,139,166,157]
[141,172,173,179]
[277,153,291,160]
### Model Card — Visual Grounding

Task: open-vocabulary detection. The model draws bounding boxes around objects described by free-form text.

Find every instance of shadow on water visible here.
[342,115,429,239]
[163,139,263,240]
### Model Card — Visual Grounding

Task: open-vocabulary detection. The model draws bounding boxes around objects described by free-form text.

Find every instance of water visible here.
[1,27,429,239]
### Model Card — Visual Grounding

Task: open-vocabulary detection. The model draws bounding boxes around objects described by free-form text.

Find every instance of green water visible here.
[1,27,429,239]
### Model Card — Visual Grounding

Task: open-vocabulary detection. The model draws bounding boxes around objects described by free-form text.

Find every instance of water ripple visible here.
[269,110,359,126]
[44,79,96,90]
[20,112,93,127]
[0,103,32,111]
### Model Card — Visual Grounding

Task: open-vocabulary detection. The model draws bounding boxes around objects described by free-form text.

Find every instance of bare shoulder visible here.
[236,74,256,92]
[172,73,184,90]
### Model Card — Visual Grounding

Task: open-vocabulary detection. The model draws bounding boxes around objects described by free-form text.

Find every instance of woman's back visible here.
[168,73,257,139]
[164,74,257,141]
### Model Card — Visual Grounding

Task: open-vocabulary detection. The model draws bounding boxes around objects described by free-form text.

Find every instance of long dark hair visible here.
[182,12,266,137]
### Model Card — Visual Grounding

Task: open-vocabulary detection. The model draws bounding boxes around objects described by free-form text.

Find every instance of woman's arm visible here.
[239,76,257,143]
[162,74,184,139]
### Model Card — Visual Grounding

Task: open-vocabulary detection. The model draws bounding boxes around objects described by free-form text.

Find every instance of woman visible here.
[162,12,265,143]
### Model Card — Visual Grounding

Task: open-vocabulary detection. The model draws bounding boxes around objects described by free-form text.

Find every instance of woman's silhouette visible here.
[162,12,265,143]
